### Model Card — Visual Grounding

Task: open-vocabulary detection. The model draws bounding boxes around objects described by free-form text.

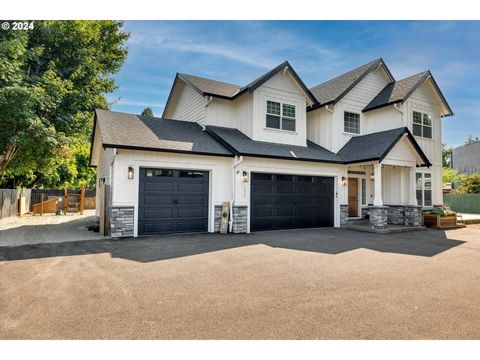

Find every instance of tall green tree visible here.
[141,106,154,117]
[442,143,452,168]
[0,21,129,188]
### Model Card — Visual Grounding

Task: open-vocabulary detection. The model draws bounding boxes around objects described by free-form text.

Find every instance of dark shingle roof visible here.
[178,73,241,98]
[176,61,317,103]
[94,109,233,157]
[363,72,429,112]
[337,127,430,166]
[206,126,343,163]
[363,71,454,116]
[310,58,393,106]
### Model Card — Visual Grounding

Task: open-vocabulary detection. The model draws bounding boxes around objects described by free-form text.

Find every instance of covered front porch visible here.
[338,129,430,233]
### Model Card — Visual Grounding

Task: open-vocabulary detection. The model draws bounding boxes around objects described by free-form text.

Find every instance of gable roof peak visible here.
[308,58,394,109]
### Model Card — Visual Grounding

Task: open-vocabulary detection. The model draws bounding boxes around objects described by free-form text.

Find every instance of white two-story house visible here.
[89,58,453,237]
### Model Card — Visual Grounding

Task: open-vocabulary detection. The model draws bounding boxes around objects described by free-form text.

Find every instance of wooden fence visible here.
[0,189,31,220]
[30,188,96,211]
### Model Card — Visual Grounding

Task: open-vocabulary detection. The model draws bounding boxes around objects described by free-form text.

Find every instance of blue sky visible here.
[109,21,480,147]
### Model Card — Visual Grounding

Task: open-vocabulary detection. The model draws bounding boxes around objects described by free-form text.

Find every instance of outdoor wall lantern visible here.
[370,174,375,181]
[341,176,347,186]
[128,166,134,180]
[241,171,249,182]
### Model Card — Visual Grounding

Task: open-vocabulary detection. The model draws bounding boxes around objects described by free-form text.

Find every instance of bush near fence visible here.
[444,193,480,214]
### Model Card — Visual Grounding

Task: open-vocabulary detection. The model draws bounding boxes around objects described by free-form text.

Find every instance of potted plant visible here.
[423,206,460,229]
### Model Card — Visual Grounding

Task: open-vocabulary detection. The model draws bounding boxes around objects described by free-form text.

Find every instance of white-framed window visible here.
[266,100,296,131]
[361,178,367,205]
[344,111,360,134]
[412,111,432,139]
[416,172,432,207]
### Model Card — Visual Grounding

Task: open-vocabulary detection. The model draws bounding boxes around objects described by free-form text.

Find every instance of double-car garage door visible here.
[250,172,334,231]
[138,168,334,235]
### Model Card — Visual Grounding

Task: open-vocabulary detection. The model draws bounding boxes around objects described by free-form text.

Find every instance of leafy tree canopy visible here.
[0,21,129,188]
[442,167,457,185]
[141,106,154,117]
[455,173,480,194]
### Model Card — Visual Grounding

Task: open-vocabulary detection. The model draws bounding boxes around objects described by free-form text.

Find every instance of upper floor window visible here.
[412,111,432,139]
[344,111,360,134]
[266,100,296,132]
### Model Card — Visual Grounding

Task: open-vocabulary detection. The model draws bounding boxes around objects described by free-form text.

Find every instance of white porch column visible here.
[373,162,383,206]
[408,166,418,206]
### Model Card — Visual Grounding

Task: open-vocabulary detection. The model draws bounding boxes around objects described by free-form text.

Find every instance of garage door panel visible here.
[251,206,273,217]
[139,168,209,235]
[177,220,207,232]
[141,221,175,234]
[251,172,334,231]
[177,182,207,192]
[274,206,295,217]
[142,194,175,206]
[251,195,273,206]
[142,208,174,219]
[177,207,208,218]
[251,184,273,194]
[144,182,175,192]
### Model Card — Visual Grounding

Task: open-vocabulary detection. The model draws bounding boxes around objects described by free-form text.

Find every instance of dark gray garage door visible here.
[250,173,334,231]
[138,168,209,235]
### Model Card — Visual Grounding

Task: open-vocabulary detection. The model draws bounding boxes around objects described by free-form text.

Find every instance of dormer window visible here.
[344,111,360,134]
[266,100,296,131]
[412,111,432,139]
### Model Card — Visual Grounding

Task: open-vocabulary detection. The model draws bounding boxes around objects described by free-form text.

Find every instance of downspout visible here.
[230,155,244,233]
[325,104,334,113]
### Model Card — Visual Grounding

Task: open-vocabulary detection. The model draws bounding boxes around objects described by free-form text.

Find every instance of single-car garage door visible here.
[250,173,334,231]
[138,168,209,235]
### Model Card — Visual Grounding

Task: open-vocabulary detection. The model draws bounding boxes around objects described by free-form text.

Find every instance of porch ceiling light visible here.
[128,166,134,180]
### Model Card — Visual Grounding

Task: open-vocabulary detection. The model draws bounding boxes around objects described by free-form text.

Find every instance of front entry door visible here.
[348,178,358,217]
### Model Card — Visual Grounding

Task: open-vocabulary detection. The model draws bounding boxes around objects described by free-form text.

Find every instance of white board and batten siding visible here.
[165,81,207,124]
[307,69,392,153]
[251,71,308,147]
[306,107,334,152]
[206,93,254,138]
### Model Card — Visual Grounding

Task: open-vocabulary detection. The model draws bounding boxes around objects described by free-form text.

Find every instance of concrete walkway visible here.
[0,210,103,247]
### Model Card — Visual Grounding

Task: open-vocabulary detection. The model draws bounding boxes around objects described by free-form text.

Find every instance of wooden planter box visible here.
[423,214,458,229]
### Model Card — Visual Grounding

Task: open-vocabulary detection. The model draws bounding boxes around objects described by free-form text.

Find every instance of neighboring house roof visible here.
[337,127,431,166]
[309,58,395,109]
[206,125,343,164]
[363,71,454,116]
[163,61,318,117]
[92,110,233,161]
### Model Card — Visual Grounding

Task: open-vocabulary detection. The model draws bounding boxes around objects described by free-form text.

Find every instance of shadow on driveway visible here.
[0,227,466,263]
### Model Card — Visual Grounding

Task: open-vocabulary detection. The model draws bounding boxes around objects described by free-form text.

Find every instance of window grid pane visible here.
[282,117,296,131]
[266,114,280,129]
[413,111,422,124]
[282,104,295,118]
[267,101,280,115]
[344,112,360,134]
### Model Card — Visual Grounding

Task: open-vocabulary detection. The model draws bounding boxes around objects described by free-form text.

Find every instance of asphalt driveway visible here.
[1,226,480,339]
